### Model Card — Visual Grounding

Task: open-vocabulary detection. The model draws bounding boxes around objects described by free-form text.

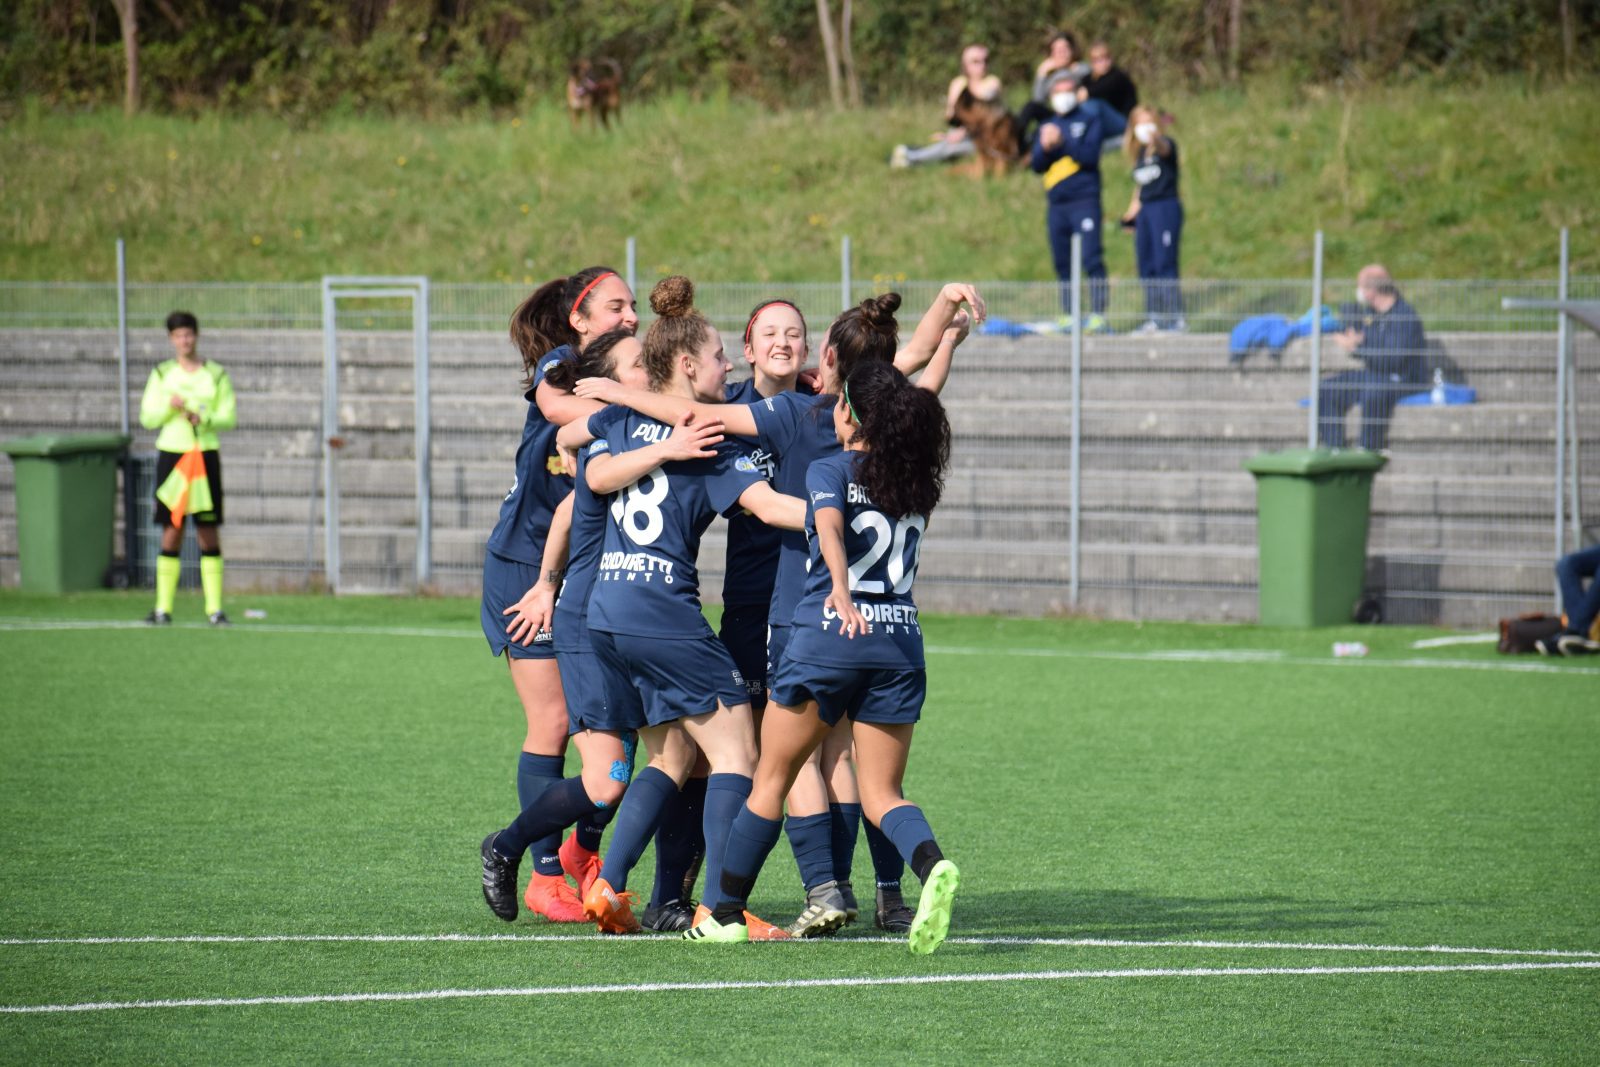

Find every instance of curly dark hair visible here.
[827,292,900,387]
[508,265,621,386]
[541,327,636,392]
[642,275,713,392]
[843,360,951,519]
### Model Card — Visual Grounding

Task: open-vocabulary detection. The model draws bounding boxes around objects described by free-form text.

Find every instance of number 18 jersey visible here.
[785,450,926,670]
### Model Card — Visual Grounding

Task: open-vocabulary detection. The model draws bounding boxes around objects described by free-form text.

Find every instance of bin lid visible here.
[1243,447,1388,476]
[0,432,132,458]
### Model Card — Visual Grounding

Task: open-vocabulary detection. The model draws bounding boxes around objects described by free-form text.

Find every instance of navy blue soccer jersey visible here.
[551,411,614,652]
[749,388,842,629]
[785,450,926,670]
[484,346,575,564]
[586,406,766,639]
[720,377,813,610]
[1132,140,1180,202]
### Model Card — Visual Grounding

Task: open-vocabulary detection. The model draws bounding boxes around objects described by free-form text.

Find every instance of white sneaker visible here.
[1165,317,1189,334]
[889,144,909,169]
[1133,320,1160,335]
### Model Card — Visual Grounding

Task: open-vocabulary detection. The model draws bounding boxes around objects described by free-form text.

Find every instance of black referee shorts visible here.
[152,449,224,526]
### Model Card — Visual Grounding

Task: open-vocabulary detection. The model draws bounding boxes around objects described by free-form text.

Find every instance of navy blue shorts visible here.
[481,551,554,660]
[557,642,636,735]
[591,629,750,728]
[766,623,792,682]
[719,603,770,712]
[769,656,927,727]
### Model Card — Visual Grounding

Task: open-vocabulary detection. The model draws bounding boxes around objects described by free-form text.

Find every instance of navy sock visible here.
[516,752,567,876]
[651,775,707,906]
[596,767,678,893]
[713,805,783,924]
[573,806,614,854]
[829,802,862,884]
[785,813,834,891]
[878,805,941,882]
[864,816,905,892]
[700,773,753,910]
[496,775,596,861]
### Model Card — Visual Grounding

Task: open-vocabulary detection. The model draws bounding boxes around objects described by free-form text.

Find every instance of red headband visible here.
[744,300,807,346]
[570,272,618,318]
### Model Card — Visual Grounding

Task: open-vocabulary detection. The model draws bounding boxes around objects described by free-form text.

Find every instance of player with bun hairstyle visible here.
[687,359,960,952]
[485,277,807,937]
[575,282,981,935]
[480,266,636,923]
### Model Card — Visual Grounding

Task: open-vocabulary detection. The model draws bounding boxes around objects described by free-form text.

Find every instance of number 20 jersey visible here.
[786,450,926,670]
[584,405,765,640]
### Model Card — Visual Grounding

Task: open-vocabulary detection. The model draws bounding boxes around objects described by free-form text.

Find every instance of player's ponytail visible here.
[542,327,635,391]
[509,265,619,386]
[827,292,901,386]
[642,275,713,392]
[844,360,950,519]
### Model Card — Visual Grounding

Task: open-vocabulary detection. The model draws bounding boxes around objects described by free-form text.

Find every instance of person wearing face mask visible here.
[1031,66,1109,333]
[1121,105,1185,334]
[890,44,1003,168]
[1316,265,1427,452]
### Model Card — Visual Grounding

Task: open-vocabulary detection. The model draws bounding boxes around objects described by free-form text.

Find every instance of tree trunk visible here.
[1559,0,1574,78]
[815,0,843,111]
[841,0,861,107]
[1227,0,1242,82]
[110,0,140,115]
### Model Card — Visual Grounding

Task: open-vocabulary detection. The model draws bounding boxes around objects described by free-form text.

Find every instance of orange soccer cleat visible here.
[523,871,586,923]
[559,832,603,898]
[583,877,642,935]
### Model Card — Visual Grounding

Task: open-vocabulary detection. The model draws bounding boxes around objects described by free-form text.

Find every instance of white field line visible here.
[1,618,1595,675]
[4,932,1596,959]
[1411,633,1499,649]
[4,961,1597,1015]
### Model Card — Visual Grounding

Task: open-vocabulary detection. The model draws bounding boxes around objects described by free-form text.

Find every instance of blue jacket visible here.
[1031,108,1102,204]
[1229,306,1342,360]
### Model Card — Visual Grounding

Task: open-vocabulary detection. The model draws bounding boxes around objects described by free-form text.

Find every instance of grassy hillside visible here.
[2,81,1595,284]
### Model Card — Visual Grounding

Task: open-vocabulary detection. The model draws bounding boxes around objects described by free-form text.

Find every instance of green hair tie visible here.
[843,381,860,424]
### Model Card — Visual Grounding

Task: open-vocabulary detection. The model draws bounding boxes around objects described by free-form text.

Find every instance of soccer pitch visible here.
[1,590,1596,1063]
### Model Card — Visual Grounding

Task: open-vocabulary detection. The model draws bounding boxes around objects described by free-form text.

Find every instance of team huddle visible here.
[476,267,983,953]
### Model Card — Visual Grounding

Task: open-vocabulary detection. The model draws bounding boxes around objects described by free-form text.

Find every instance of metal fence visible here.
[1,235,1595,628]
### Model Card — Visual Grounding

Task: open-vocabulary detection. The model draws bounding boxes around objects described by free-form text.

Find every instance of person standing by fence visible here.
[1032,68,1108,333]
[1121,105,1185,334]
[1317,265,1426,451]
[139,311,236,626]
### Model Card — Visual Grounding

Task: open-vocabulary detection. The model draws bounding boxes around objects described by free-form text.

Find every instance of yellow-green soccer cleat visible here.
[907,860,960,955]
[682,913,750,944]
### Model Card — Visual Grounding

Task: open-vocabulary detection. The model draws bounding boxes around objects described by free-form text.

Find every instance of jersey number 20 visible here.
[848,513,925,595]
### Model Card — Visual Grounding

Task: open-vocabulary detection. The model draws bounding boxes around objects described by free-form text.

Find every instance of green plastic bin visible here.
[1,432,131,594]
[1243,448,1387,627]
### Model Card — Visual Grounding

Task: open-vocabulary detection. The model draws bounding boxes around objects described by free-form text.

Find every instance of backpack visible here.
[1497,613,1563,654]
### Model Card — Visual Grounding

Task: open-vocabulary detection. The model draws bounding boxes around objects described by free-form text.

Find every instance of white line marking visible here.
[4,933,1595,959]
[4,962,1596,1014]
[1410,633,1498,649]
[2,618,1594,675]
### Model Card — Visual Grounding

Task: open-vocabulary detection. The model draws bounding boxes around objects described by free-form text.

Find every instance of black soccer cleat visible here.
[207,611,232,627]
[480,833,521,921]
[640,898,697,932]
[144,610,172,626]
[874,887,915,934]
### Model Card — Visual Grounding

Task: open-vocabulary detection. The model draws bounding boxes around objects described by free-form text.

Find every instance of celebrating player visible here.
[687,358,959,953]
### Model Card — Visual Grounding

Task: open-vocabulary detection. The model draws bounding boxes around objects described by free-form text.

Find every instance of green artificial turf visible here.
[1,591,1596,1062]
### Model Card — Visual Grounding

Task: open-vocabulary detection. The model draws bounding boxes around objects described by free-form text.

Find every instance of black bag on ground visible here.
[1497,613,1563,654]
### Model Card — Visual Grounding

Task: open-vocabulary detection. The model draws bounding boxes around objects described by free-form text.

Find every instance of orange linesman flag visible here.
[155,445,213,527]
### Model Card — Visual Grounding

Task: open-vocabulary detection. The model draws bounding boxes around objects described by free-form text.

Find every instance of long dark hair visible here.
[827,292,900,387]
[843,360,951,519]
[642,275,712,392]
[509,265,619,386]
[542,327,635,391]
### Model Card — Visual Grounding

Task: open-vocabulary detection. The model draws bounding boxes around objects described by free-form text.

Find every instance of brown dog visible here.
[952,89,1022,177]
[566,59,623,130]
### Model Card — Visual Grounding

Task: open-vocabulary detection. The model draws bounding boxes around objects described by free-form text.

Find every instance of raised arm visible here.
[572,379,760,439]
[736,481,807,532]
[895,282,986,377]
[912,309,970,396]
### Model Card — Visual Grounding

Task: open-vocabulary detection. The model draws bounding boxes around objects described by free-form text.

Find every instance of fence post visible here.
[1069,233,1083,609]
[415,277,432,587]
[116,238,130,437]
[1560,229,1582,547]
[1553,229,1570,607]
[1307,230,1324,448]
[320,279,341,593]
[625,237,637,299]
[840,236,852,311]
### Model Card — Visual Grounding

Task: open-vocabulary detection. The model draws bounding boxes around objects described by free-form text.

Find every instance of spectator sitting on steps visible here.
[1316,264,1426,452]
[1536,543,1600,656]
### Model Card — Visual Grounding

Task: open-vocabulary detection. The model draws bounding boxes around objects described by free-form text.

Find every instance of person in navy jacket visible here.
[1031,67,1109,332]
[1317,265,1427,451]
